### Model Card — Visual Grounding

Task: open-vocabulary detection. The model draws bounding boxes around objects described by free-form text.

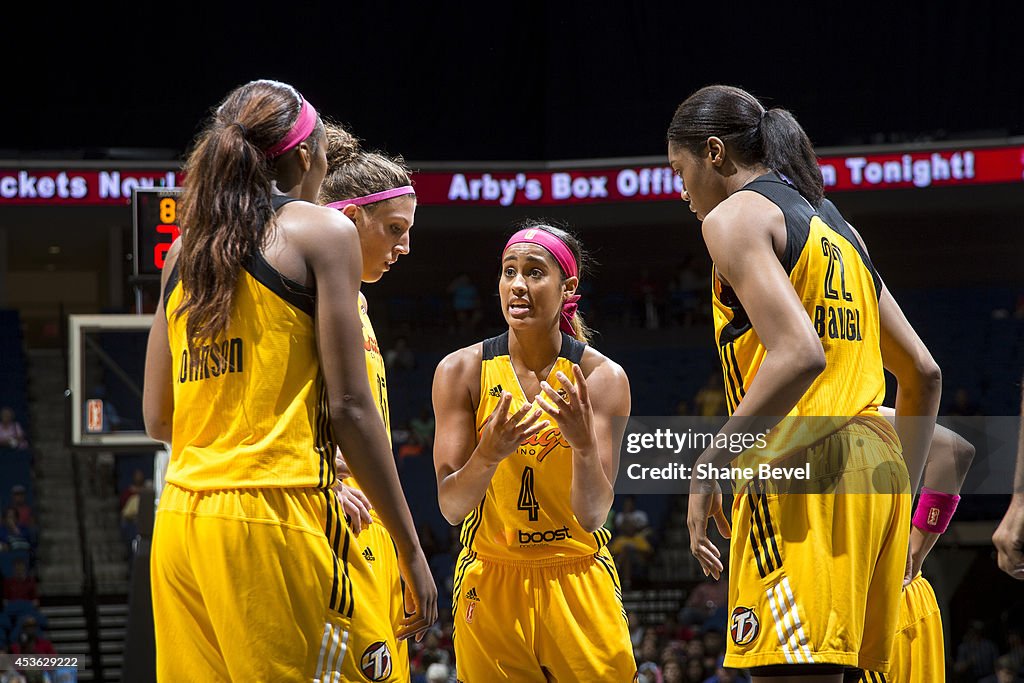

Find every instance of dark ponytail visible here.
[667,85,824,206]
[176,79,322,348]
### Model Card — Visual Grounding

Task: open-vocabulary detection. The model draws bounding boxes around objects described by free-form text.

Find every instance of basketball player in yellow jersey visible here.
[432,222,637,681]
[667,85,942,682]
[855,408,975,683]
[142,80,435,682]
[318,122,418,681]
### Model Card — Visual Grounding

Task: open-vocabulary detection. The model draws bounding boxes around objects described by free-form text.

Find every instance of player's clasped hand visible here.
[687,478,731,580]
[396,549,439,642]
[477,391,550,465]
[534,365,596,452]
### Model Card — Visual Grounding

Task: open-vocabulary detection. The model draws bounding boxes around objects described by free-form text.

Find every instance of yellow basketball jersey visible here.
[462,332,612,562]
[162,199,336,490]
[712,173,892,458]
[340,292,391,519]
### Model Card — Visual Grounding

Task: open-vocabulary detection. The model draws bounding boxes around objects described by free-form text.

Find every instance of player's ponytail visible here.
[667,84,824,206]
[759,108,823,206]
[177,79,321,349]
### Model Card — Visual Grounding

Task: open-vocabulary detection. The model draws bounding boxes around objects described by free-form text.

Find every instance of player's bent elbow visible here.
[144,415,171,444]
[954,435,976,473]
[438,498,468,527]
[790,343,826,383]
[577,514,609,534]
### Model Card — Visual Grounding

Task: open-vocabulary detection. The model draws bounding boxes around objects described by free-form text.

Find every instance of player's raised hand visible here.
[535,364,596,452]
[476,391,548,465]
[687,478,731,580]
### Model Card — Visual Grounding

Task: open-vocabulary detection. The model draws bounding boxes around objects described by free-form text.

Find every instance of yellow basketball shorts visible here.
[151,483,404,682]
[357,513,410,681]
[859,573,944,683]
[723,422,911,672]
[450,546,637,682]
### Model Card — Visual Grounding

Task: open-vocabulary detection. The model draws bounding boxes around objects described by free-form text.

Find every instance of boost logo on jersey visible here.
[360,641,392,681]
[730,606,760,646]
[518,526,572,545]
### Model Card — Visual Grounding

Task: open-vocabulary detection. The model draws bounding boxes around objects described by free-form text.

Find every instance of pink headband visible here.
[503,228,581,335]
[265,98,319,158]
[325,185,416,210]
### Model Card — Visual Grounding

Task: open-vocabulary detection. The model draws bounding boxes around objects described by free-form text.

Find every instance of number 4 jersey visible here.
[464,331,612,561]
[712,173,887,435]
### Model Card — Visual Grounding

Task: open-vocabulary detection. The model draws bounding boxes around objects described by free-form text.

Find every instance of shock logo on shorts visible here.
[731,606,760,646]
[360,641,392,681]
[466,601,477,624]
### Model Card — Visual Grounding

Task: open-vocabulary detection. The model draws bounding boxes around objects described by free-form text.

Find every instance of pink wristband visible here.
[912,487,960,534]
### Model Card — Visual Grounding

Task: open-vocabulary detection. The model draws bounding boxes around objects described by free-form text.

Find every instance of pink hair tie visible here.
[560,294,581,335]
[265,98,319,158]
[325,185,416,209]
[912,487,960,534]
[503,228,581,335]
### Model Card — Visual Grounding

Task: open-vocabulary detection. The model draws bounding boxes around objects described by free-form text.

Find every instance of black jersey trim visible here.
[737,173,813,275]
[559,332,586,364]
[163,261,180,313]
[482,331,510,360]
[241,196,317,316]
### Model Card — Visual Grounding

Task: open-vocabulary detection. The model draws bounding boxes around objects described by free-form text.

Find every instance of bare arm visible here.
[142,239,180,444]
[297,203,436,637]
[880,405,975,569]
[848,224,941,494]
[688,194,824,579]
[432,347,547,526]
[697,194,826,470]
[993,379,1024,579]
[300,205,419,553]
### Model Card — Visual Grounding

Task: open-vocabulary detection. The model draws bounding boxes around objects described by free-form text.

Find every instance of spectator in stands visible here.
[662,658,684,683]
[693,372,727,418]
[0,407,28,450]
[8,486,35,529]
[955,620,1000,680]
[609,495,654,588]
[701,656,750,683]
[411,628,451,672]
[1003,629,1024,675]
[631,268,664,330]
[409,404,436,451]
[3,558,38,607]
[667,257,704,327]
[637,660,662,683]
[446,273,482,334]
[979,655,1024,683]
[628,609,647,648]
[121,477,154,552]
[120,468,147,512]
[10,616,55,655]
[425,662,450,683]
[946,386,982,416]
[0,507,32,552]
[384,336,417,371]
[683,657,707,683]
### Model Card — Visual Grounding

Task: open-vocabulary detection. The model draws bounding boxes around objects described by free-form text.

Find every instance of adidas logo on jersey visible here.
[489,385,503,398]
[464,587,480,602]
[362,547,375,562]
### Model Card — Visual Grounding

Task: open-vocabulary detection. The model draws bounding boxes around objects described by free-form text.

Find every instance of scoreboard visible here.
[132,187,181,277]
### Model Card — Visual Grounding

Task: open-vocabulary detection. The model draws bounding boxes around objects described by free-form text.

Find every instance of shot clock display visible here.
[132,187,181,277]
